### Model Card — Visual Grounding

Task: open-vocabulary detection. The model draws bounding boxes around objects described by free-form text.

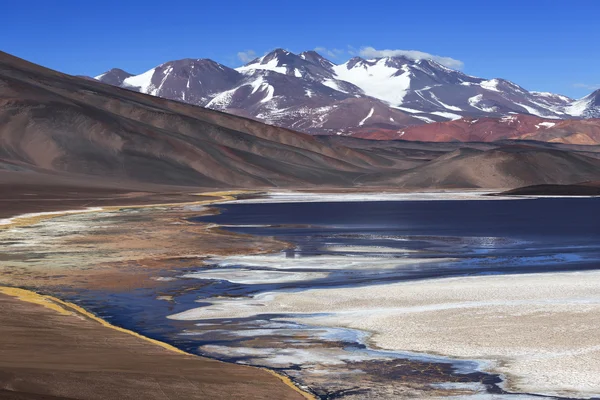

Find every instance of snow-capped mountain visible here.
[94,49,599,136]
[108,58,243,105]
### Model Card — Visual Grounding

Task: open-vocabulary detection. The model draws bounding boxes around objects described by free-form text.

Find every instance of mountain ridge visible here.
[93,49,599,141]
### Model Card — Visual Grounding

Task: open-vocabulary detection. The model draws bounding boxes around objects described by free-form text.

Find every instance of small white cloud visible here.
[358,46,464,70]
[573,83,600,91]
[314,47,345,59]
[237,50,257,64]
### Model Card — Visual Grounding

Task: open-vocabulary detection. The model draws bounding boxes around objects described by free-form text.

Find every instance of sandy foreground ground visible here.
[172,271,600,398]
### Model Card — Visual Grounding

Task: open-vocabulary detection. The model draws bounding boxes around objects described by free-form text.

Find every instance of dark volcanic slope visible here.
[499,181,600,196]
[2,51,600,190]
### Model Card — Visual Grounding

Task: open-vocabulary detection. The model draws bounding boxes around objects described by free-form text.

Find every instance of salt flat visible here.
[171,270,600,398]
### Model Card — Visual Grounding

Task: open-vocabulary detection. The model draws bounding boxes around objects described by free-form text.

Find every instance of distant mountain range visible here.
[4,50,600,191]
[92,49,600,143]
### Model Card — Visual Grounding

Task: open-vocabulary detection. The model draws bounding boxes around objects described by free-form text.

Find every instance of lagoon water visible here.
[71,197,600,399]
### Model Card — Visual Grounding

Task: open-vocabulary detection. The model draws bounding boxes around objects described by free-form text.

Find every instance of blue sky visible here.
[2,0,598,98]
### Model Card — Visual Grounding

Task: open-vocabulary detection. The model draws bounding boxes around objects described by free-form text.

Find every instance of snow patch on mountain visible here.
[122,68,156,92]
[332,58,411,105]
[249,77,275,103]
[322,79,347,93]
[394,106,423,114]
[358,108,375,126]
[531,91,573,103]
[205,87,237,108]
[430,111,463,120]
[413,115,436,123]
[536,122,556,129]
[514,102,560,119]
[566,92,599,117]
[480,79,501,92]
[468,94,498,113]
[237,56,287,75]
[429,92,463,111]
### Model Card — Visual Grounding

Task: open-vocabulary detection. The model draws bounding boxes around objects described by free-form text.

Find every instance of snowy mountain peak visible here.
[299,51,335,70]
[343,56,423,71]
[155,59,235,77]
[380,56,414,67]
[237,49,310,77]
[100,57,242,104]
[259,48,295,65]
[95,68,133,86]
[344,57,367,69]
[486,78,527,93]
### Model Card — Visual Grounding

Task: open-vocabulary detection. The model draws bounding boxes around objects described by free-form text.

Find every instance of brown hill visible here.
[499,181,600,196]
[358,145,600,189]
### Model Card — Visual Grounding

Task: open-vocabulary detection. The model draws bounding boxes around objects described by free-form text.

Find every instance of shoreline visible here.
[0,190,249,230]
[0,190,315,400]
